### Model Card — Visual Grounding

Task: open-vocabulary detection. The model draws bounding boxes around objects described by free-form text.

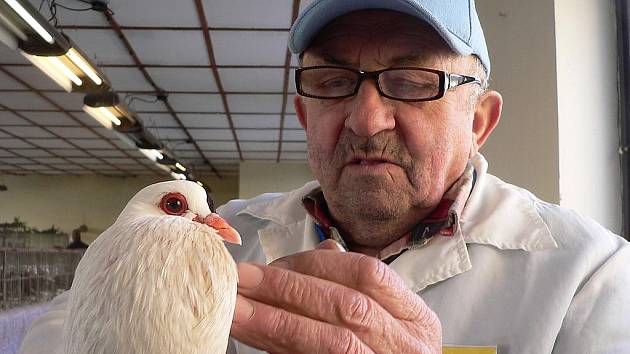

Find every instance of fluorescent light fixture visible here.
[170,172,186,180]
[21,51,72,91]
[139,149,164,162]
[66,48,102,86]
[82,105,122,129]
[3,0,53,44]
[155,163,171,173]
[49,56,82,86]
[175,162,186,172]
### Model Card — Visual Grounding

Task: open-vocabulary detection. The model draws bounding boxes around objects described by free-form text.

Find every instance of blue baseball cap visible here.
[289,0,491,76]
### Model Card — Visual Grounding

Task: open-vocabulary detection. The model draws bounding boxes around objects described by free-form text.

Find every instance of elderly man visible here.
[19,1,630,354]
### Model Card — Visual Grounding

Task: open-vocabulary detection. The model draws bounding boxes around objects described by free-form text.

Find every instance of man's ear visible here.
[472,90,502,148]
[294,95,307,129]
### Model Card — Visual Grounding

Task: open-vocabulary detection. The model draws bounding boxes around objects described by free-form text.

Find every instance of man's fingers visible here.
[269,250,431,322]
[236,262,424,353]
[231,294,375,354]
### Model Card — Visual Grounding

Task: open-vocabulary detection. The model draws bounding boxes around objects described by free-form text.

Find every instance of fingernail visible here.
[233,295,254,324]
[317,239,346,252]
[270,260,290,269]
[237,262,264,289]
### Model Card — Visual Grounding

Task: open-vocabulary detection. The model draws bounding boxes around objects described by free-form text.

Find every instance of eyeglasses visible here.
[295,66,481,102]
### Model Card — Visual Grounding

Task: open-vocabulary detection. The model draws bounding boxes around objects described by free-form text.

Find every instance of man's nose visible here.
[344,80,395,137]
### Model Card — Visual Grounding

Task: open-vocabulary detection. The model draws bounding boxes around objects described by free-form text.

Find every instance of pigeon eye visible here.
[159,193,188,216]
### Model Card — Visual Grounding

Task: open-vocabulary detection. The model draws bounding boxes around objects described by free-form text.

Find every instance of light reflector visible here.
[3,0,53,44]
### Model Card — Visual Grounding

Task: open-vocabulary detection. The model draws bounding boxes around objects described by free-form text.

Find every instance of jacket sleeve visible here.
[18,291,68,354]
[552,243,630,353]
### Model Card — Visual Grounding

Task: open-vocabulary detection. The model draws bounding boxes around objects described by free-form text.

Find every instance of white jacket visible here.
[20,154,630,354]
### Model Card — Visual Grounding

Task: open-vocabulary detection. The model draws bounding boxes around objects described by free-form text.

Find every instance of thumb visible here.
[316,239,346,252]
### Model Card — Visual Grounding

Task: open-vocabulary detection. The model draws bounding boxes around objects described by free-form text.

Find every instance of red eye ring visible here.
[159,192,188,216]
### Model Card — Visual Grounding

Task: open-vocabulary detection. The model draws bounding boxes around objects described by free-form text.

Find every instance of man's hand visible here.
[230,240,442,353]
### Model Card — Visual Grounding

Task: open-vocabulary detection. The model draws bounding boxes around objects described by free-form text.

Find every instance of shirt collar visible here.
[301,162,477,261]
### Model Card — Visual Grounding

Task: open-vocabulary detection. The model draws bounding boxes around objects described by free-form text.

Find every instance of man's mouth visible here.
[348,158,396,166]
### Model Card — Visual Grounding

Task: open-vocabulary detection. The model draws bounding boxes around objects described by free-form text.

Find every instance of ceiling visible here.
[0,0,315,178]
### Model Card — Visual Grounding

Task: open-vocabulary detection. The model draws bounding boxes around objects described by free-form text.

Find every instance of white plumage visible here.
[62,180,240,354]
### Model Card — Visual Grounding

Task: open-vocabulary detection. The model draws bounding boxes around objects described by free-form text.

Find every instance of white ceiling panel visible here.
[0,157,32,164]
[240,141,280,151]
[288,69,296,93]
[0,69,26,90]
[211,31,288,65]
[0,92,55,110]
[175,150,202,158]
[237,129,278,141]
[282,129,306,140]
[66,157,102,164]
[203,151,240,159]
[233,114,280,128]
[33,157,68,164]
[0,149,16,157]
[49,149,89,157]
[1,126,54,138]
[19,111,78,126]
[89,149,127,157]
[0,111,29,125]
[129,99,168,112]
[228,94,283,113]
[148,68,218,92]
[20,164,48,170]
[73,112,101,127]
[0,131,10,138]
[149,128,189,140]
[283,114,302,128]
[203,0,293,28]
[125,30,208,65]
[168,94,224,112]
[196,140,237,150]
[282,142,308,150]
[68,139,114,149]
[110,0,199,27]
[169,142,196,151]
[189,128,233,140]
[43,92,85,110]
[0,139,34,148]
[46,127,99,139]
[0,42,29,64]
[93,127,120,140]
[12,149,52,157]
[28,139,74,149]
[62,29,135,65]
[101,67,155,91]
[219,68,284,92]
[30,1,110,26]
[243,151,277,159]
[138,113,180,128]
[102,157,138,165]
[179,113,229,128]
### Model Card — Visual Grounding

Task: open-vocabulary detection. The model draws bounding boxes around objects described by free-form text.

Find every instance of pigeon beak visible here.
[193,213,242,245]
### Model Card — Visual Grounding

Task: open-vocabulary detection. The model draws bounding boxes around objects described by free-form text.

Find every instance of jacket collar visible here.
[237,154,557,291]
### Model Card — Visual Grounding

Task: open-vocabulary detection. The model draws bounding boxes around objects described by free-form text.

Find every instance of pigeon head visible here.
[118,180,241,245]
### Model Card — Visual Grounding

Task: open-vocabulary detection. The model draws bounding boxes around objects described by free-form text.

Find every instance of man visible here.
[19,1,630,353]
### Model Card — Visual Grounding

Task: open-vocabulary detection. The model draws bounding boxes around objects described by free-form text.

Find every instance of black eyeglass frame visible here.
[295,66,481,102]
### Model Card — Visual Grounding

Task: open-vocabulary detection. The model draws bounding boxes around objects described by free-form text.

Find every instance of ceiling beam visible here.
[105,10,223,178]
[277,0,301,162]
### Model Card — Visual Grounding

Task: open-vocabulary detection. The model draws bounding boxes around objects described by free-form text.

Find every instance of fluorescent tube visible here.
[22,51,72,92]
[175,162,186,172]
[66,48,102,85]
[83,105,122,129]
[3,0,54,44]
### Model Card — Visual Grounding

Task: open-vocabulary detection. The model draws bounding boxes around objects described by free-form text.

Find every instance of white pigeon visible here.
[62,180,241,354]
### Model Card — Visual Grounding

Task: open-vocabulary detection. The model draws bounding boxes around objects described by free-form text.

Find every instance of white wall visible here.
[238,162,314,199]
[476,0,560,204]
[0,174,239,243]
[555,0,623,233]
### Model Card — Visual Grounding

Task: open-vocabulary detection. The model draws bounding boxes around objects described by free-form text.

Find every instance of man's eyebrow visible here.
[317,53,353,66]
[389,54,432,67]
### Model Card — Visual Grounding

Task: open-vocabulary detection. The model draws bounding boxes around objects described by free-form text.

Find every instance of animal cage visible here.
[0,248,83,311]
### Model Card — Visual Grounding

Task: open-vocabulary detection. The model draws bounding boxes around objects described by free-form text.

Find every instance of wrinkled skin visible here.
[231,10,502,354]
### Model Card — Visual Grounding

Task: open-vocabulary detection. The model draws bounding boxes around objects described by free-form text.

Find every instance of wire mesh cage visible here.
[0,248,83,311]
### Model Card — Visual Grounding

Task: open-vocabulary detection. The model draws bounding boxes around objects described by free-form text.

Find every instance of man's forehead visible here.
[304,10,453,66]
